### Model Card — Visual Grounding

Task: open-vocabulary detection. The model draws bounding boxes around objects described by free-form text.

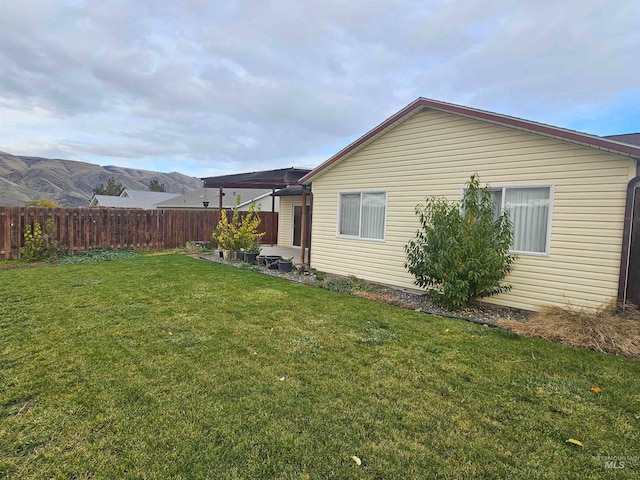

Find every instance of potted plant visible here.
[212,197,264,262]
[278,257,294,272]
[245,242,262,264]
[265,255,282,269]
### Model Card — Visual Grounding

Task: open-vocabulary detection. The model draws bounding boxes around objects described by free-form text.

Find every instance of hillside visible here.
[0,152,203,206]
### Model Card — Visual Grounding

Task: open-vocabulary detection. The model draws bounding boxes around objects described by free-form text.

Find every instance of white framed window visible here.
[486,185,553,255]
[338,191,387,240]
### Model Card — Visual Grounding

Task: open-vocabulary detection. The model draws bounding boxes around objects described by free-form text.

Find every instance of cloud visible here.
[0,0,638,176]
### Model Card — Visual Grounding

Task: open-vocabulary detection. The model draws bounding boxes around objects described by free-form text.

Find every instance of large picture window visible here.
[338,191,387,240]
[490,185,552,255]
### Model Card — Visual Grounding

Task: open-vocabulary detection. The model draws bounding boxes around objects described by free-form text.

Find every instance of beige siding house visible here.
[276,193,312,249]
[301,98,640,312]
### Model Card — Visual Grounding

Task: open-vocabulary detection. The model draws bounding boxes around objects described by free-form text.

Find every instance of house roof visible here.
[202,167,311,189]
[89,195,140,208]
[89,189,180,209]
[236,190,276,208]
[154,188,274,209]
[300,97,640,184]
[605,133,640,147]
[120,190,182,208]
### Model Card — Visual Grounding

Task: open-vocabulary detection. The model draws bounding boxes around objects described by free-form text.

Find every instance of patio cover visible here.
[201,167,312,263]
[202,167,311,189]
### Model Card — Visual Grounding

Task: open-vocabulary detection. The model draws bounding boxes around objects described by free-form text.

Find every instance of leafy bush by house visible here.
[405,174,517,310]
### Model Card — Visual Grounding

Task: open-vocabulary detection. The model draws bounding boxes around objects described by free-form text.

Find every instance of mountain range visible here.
[0,151,203,207]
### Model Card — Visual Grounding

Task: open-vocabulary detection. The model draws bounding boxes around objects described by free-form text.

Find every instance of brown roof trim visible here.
[300,97,640,184]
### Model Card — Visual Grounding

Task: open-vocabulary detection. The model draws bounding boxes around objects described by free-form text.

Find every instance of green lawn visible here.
[1,255,638,479]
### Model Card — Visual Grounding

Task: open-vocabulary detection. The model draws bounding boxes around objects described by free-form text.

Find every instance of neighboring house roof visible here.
[237,190,276,209]
[605,133,640,147]
[154,188,274,209]
[89,189,181,209]
[89,195,139,208]
[120,189,182,208]
[301,98,640,184]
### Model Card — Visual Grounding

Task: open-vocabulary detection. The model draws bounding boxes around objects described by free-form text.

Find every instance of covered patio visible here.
[201,167,312,265]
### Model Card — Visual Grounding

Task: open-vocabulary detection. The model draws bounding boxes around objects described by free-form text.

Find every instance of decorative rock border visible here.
[195,253,531,325]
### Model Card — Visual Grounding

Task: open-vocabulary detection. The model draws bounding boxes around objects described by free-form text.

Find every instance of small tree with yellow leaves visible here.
[213,196,264,252]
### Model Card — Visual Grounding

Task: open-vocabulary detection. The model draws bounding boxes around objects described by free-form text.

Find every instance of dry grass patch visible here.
[498,302,640,359]
[352,290,411,308]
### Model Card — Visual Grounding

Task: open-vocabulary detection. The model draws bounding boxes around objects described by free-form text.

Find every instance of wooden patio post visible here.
[218,187,223,214]
[301,188,307,265]
[271,188,276,246]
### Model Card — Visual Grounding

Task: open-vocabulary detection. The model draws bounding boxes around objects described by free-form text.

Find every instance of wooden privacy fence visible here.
[0,207,279,260]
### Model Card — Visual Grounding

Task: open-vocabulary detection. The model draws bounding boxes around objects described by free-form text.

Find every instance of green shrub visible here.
[319,276,378,294]
[21,219,62,262]
[60,247,138,264]
[404,174,517,310]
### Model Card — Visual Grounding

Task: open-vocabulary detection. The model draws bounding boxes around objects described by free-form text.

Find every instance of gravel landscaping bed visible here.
[196,253,531,325]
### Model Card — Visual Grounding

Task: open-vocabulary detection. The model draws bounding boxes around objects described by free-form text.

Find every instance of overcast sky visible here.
[1,0,638,178]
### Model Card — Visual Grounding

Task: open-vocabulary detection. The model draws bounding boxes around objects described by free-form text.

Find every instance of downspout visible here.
[618,173,640,305]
